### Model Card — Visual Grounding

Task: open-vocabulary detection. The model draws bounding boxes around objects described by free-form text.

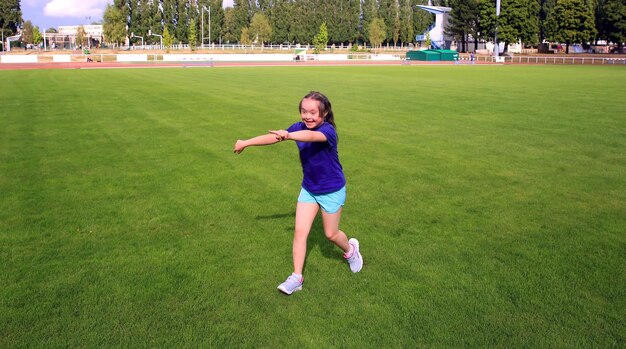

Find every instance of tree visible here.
[540,0,557,41]
[163,26,174,51]
[313,22,328,53]
[161,0,177,43]
[362,0,379,45]
[148,0,162,44]
[189,18,197,50]
[392,15,401,47]
[268,0,293,43]
[33,26,42,45]
[0,0,22,37]
[136,0,153,41]
[103,4,126,48]
[21,20,34,44]
[208,0,225,44]
[400,0,415,46]
[240,26,251,45]
[478,0,539,53]
[498,0,540,49]
[345,0,362,44]
[548,0,596,53]
[596,0,626,48]
[222,7,238,43]
[369,18,386,50]
[379,0,399,43]
[233,0,250,41]
[76,25,87,48]
[447,0,480,52]
[250,12,272,45]
[291,0,319,44]
[176,0,190,43]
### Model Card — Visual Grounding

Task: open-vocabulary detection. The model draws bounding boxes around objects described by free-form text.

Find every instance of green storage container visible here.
[436,49,459,61]
[406,49,441,61]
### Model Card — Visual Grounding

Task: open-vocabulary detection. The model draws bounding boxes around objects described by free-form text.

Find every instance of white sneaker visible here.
[277,273,303,295]
[345,238,363,273]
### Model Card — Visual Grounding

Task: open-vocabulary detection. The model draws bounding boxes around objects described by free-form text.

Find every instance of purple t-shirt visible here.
[287,122,346,194]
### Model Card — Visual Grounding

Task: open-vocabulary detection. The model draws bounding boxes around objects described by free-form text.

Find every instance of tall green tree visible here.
[548,0,596,52]
[596,0,626,48]
[345,0,361,44]
[113,0,130,29]
[362,0,379,45]
[148,0,162,44]
[0,0,22,39]
[137,0,153,39]
[162,0,177,42]
[240,26,251,45]
[232,0,251,42]
[392,15,402,46]
[176,0,190,43]
[222,7,238,43]
[369,17,387,49]
[379,0,399,43]
[539,0,557,41]
[127,0,141,40]
[21,19,34,44]
[447,0,480,52]
[189,18,197,49]
[400,0,415,46]
[103,4,126,47]
[200,0,224,44]
[33,26,42,45]
[268,0,293,43]
[478,0,539,53]
[250,12,272,45]
[292,0,320,44]
[163,26,174,51]
[313,22,328,53]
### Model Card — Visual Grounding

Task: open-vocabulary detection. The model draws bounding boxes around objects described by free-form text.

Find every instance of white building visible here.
[45,25,104,49]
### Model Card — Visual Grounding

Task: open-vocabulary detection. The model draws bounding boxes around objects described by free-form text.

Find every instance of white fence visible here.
[468,55,626,65]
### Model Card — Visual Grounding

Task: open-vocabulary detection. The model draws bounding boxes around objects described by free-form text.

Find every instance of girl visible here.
[234,91,363,295]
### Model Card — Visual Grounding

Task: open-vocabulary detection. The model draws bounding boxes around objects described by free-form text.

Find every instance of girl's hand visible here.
[234,140,246,154]
[269,130,289,141]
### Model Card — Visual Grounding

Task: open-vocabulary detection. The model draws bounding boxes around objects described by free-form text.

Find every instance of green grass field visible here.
[1,65,624,348]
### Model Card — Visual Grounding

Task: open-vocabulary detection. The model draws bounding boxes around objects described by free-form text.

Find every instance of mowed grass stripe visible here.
[0,65,624,347]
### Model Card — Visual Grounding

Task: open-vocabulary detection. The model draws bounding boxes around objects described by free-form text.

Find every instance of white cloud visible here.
[43,0,108,18]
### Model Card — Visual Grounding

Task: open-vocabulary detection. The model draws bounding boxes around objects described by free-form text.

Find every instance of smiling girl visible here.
[234,91,363,295]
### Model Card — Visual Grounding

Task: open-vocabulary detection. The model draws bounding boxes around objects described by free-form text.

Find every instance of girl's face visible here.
[300,98,325,129]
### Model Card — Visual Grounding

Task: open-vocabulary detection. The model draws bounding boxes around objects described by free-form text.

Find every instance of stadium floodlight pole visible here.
[202,6,211,48]
[494,0,501,59]
[201,8,203,48]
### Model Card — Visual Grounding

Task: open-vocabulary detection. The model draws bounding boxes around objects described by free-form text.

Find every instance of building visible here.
[44,25,103,49]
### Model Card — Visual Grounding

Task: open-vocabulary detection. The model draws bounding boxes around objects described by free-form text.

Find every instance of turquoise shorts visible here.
[298,186,346,214]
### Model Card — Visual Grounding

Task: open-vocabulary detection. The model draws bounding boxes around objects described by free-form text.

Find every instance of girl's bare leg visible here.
[321,208,350,253]
[293,202,319,275]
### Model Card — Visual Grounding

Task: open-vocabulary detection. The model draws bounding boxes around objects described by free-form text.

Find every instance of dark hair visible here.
[299,91,335,128]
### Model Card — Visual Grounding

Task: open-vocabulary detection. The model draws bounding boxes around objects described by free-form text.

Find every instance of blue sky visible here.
[22,0,234,30]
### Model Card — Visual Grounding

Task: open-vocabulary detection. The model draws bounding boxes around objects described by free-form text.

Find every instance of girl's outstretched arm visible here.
[269,130,327,143]
[234,133,281,154]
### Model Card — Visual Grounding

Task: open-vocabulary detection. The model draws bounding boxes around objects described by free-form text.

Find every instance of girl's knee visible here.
[324,229,339,241]
[294,228,310,240]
